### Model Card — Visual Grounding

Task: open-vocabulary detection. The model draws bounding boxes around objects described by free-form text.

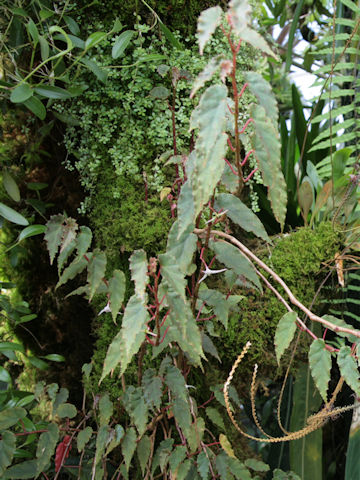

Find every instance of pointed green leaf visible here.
[191,55,224,98]
[56,254,88,288]
[10,84,33,103]
[169,446,187,472]
[177,178,196,239]
[176,459,193,479]
[2,171,20,202]
[3,460,38,479]
[34,85,73,100]
[23,96,46,120]
[0,431,15,476]
[274,311,297,364]
[228,0,277,58]
[202,332,221,361]
[57,403,77,418]
[121,427,137,472]
[80,58,108,83]
[45,214,65,264]
[215,193,270,242]
[99,393,113,426]
[85,31,107,50]
[87,250,106,300]
[245,72,278,125]
[159,23,184,50]
[308,339,331,402]
[36,423,59,473]
[137,435,151,475]
[112,30,135,58]
[210,240,261,290]
[75,225,92,258]
[105,425,124,456]
[130,250,148,301]
[251,104,287,229]
[228,457,252,479]
[197,451,210,479]
[167,220,197,275]
[322,315,359,343]
[199,289,229,329]
[206,406,225,430]
[220,434,236,458]
[244,458,270,472]
[100,294,149,381]
[337,346,360,396]
[159,253,187,300]
[77,426,93,452]
[123,386,148,436]
[94,425,109,466]
[18,225,46,242]
[142,369,163,410]
[0,407,26,430]
[0,203,28,226]
[27,18,39,44]
[197,6,223,55]
[109,269,126,322]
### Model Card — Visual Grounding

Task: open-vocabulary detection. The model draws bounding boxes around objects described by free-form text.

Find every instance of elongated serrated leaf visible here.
[168,446,187,472]
[274,311,297,364]
[167,220,197,275]
[337,346,360,396]
[137,435,151,475]
[322,314,359,343]
[309,339,331,402]
[45,214,65,264]
[197,6,223,55]
[36,423,59,472]
[3,459,38,479]
[56,254,88,288]
[220,434,235,458]
[142,369,163,410]
[99,393,113,426]
[130,250,148,301]
[244,458,269,472]
[0,407,26,430]
[112,30,135,58]
[197,451,210,479]
[75,226,92,258]
[229,0,277,58]
[0,203,28,226]
[121,427,137,472]
[109,269,125,322]
[3,171,20,202]
[177,178,196,239]
[215,193,270,242]
[199,289,229,329]
[123,386,148,436]
[94,424,109,467]
[206,406,225,430]
[191,55,224,98]
[245,72,278,125]
[87,250,106,300]
[100,294,149,381]
[0,431,15,475]
[159,253,187,300]
[106,425,124,456]
[18,225,46,242]
[202,332,221,361]
[210,240,261,290]
[228,457,252,479]
[251,104,287,229]
[77,426,93,452]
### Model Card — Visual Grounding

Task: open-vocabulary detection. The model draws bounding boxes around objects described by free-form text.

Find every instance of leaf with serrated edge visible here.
[210,240,261,290]
[177,178,196,239]
[202,332,221,361]
[191,55,225,98]
[3,459,38,479]
[219,434,236,458]
[337,346,360,396]
[130,250,148,301]
[77,426,93,452]
[142,369,163,410]
[274,311,297,364]
[100,294,149,381]
[244,458,270,472]
[215,193,270,242]
[56,254,89,289]
[137,435,151,475]
[206,406,225,430]
[87,250,107,300]
[109,270,126,322]
[309,339,331,402]
[167,220,197,275]
[197,6,223,55]
[36,423,59,473]
[122,427,137,472]
[45,214,65,264]
[75,226,92,259]
[322,314,359,343]
[245,72,278,125]
[228,0,277,59]
[197,451,210,479]
[251,104,287,229]
[123,386,148,436]
[169,446,187,472]
[0,407,26,430]
[99,393,113,426]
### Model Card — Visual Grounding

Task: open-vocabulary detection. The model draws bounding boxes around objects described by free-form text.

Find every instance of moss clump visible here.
[216,222,343,384]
